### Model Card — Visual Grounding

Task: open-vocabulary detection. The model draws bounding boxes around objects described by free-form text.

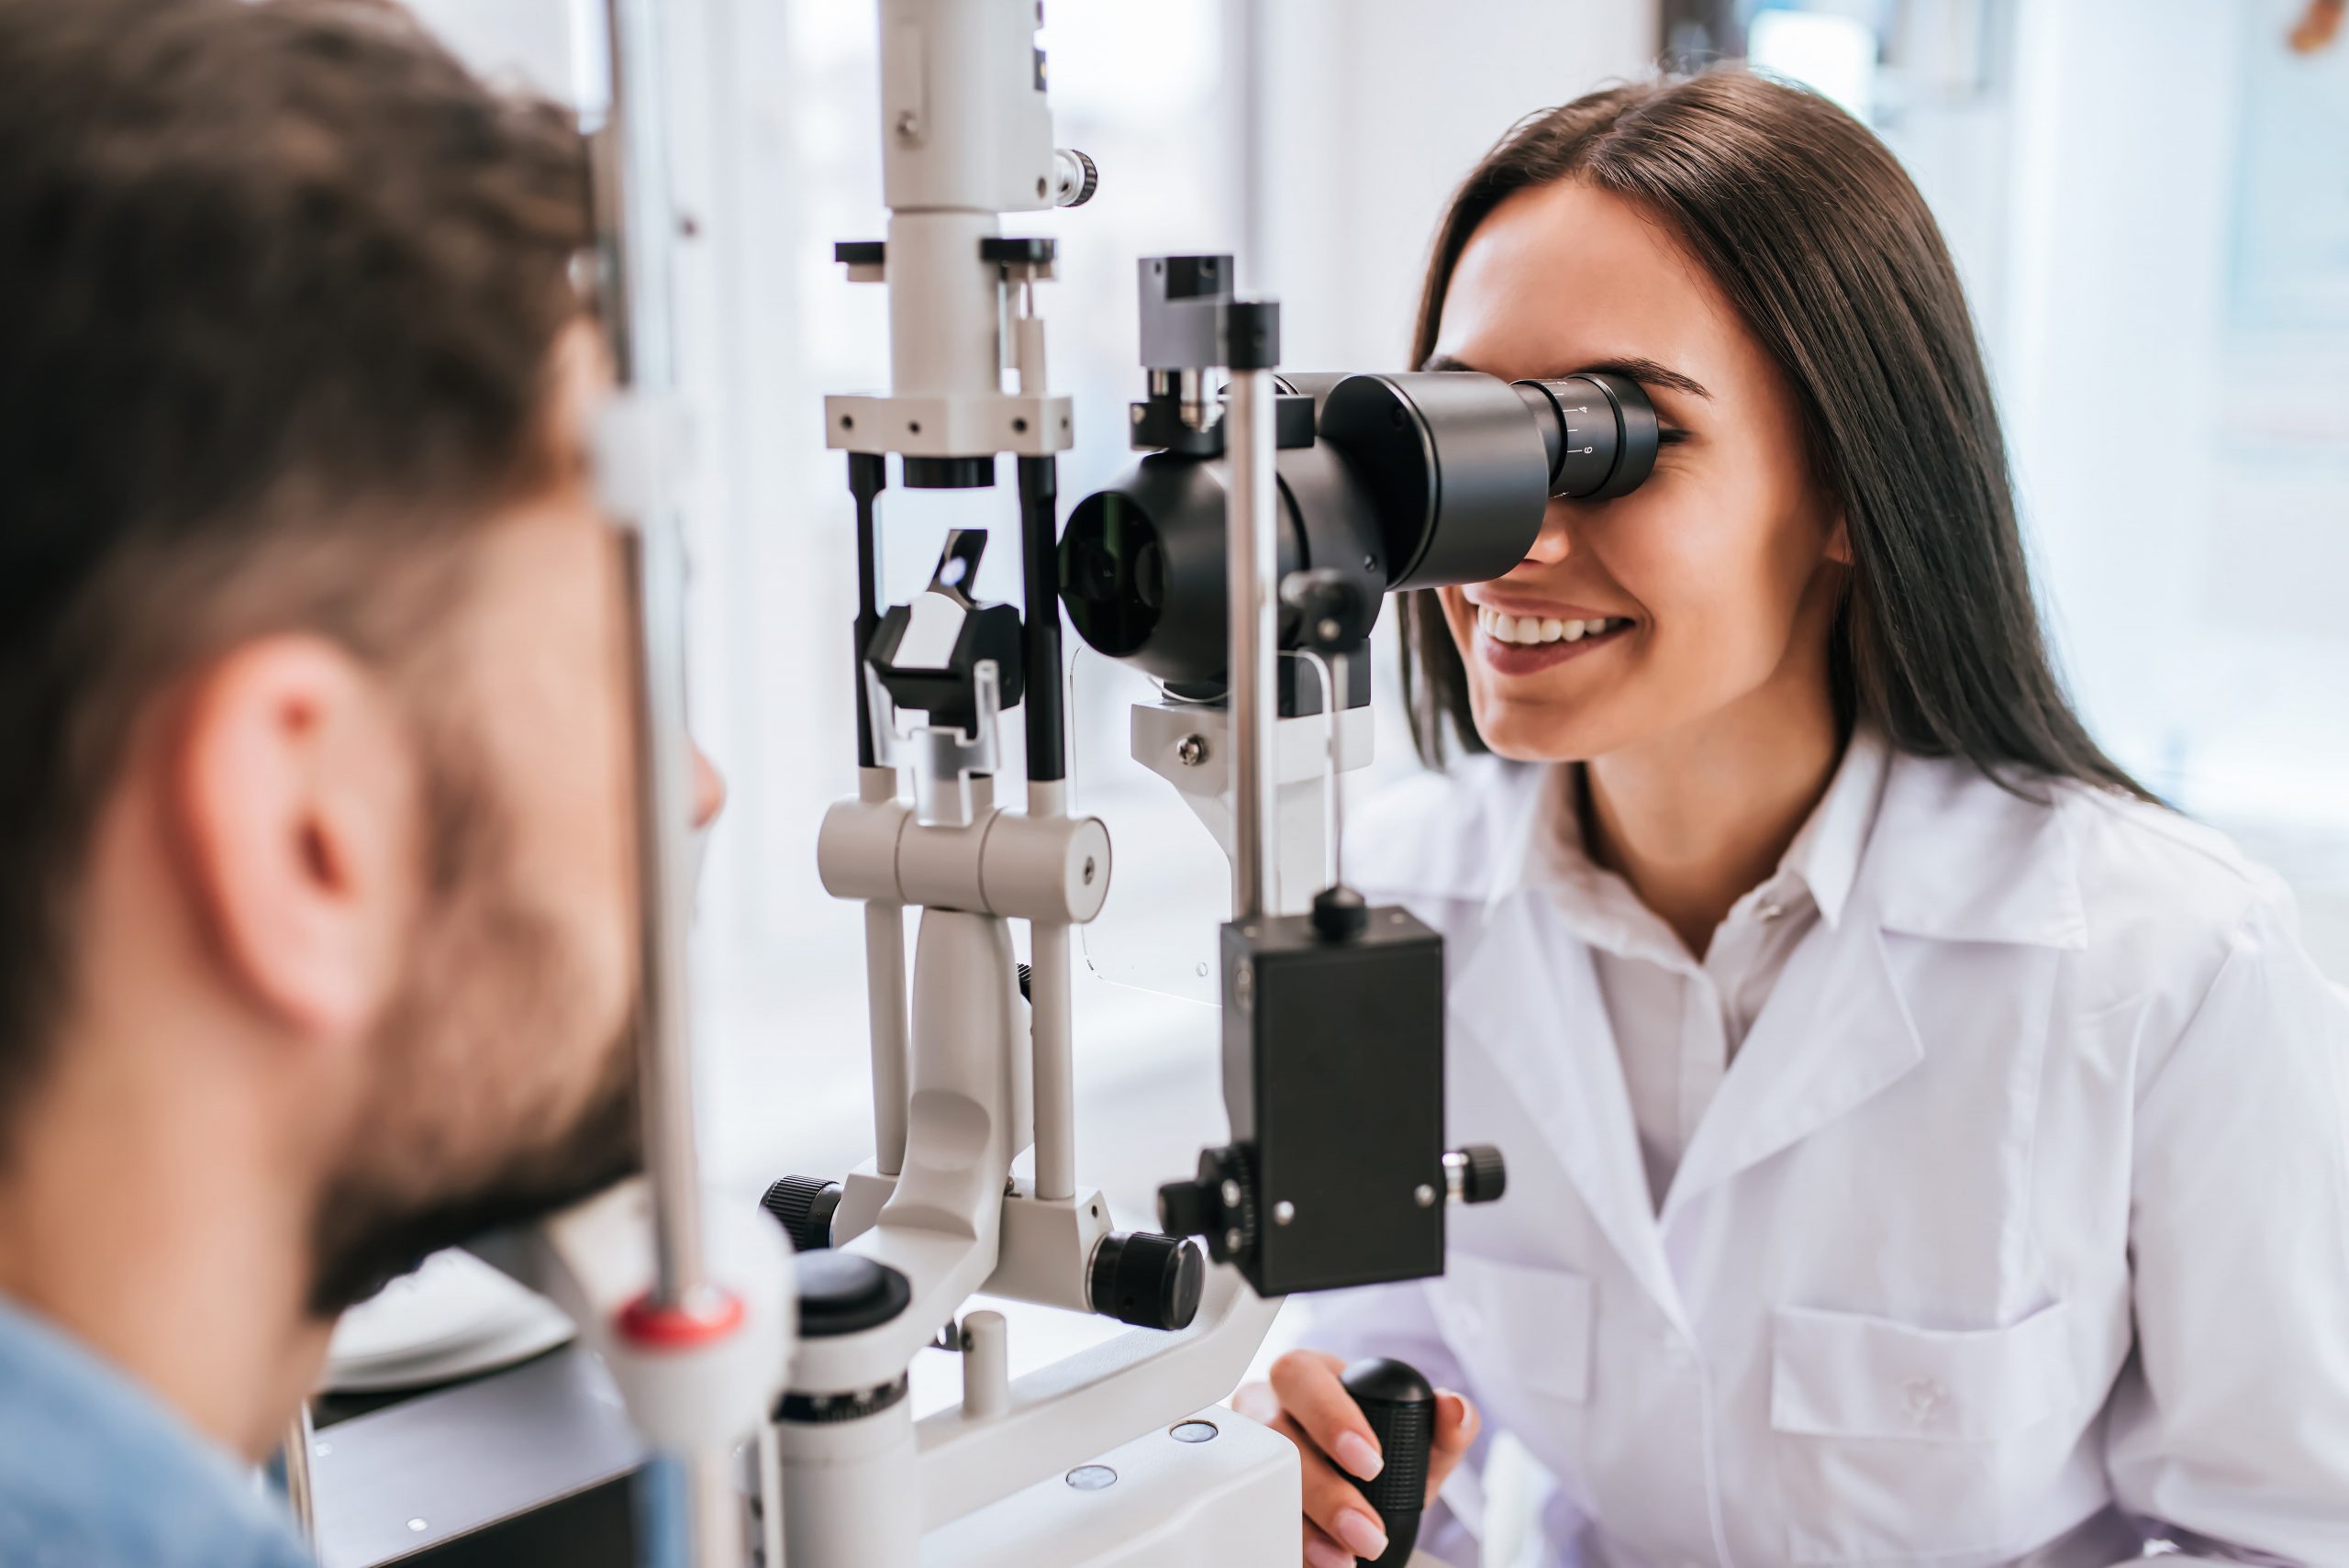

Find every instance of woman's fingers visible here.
[1302,1521,1353,1568]
[1265,1409,1393,1564]
[1424,1387,1482,1500]
[1243,1358,1483,1564]
[1267,1350,1386,1482]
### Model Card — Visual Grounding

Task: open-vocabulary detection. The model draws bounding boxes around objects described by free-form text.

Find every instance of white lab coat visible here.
[1304,750,2349,1568]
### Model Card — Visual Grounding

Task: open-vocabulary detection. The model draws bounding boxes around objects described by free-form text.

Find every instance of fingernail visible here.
[1304,1538,1352,1568]
[1335,1509,1389,1561]
[1333,1431,1384,1480]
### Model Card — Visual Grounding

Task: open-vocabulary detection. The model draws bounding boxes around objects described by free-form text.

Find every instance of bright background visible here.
[404,2,2349,1549]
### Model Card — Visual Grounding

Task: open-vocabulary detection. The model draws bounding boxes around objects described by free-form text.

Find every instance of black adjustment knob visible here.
[1455,1145,1508,1205]
[1058,147,1099,206]
[1155,1146,1255,1264]
[1089,1232,1204,1331]
[1311,885,1370,942]
[761,1175,843,1252]
[1341,1359,1435,1566]
[1280,567,1373,651]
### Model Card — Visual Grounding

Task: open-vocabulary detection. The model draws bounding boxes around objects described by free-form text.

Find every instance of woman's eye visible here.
[1657,425,1692,447]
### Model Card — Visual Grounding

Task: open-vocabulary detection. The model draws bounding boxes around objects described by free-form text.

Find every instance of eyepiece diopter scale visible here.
[1510,372,1659,499]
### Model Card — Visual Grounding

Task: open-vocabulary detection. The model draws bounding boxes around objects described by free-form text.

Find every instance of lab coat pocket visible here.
[1769,1299,2075,1563]
[1429,1254,1592,1403]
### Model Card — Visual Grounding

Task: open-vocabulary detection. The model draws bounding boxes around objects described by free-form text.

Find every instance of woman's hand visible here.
[1233,1348,1480,1568]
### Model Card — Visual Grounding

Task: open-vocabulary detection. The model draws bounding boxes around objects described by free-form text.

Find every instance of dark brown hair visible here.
[0,0,590,1129]
[1398,70,2151,804]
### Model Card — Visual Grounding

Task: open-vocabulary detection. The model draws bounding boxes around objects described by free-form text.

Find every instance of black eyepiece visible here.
[1510,372,1658,499]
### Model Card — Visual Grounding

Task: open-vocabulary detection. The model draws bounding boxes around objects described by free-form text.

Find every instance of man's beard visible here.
[306,740,645,1318]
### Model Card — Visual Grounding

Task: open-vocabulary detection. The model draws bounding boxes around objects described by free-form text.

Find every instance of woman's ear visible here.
[1825,514,1854,567]
[161,635,421,1045]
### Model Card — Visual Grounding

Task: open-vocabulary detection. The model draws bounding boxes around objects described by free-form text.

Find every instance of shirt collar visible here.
[0,1293,310,1568]
[1489,727,1893,938]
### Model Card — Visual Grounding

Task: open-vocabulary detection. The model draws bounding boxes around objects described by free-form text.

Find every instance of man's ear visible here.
[161,636,419,1042]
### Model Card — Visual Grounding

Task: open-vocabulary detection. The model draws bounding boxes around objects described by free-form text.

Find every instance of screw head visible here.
[1223,1227,1244,1253]
[1220,1178,1243,1208]
[1273,1200,1296,1226]
[1414,1184,1438,1208]
[1176,734,1208,766]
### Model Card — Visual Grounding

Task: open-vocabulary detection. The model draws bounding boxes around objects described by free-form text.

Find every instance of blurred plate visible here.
[327,1248,575,1393]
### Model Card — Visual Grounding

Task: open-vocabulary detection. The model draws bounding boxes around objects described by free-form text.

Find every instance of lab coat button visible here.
[1903,1377,1949,1426]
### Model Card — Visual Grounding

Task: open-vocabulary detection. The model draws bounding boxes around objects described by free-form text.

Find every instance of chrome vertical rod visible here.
[1225,333,1281,920]
[598,0,707,1322]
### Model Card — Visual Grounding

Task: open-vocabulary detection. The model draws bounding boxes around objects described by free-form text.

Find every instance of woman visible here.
[1237,71,2349,1568]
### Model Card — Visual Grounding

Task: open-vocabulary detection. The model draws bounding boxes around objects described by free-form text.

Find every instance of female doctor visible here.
[1236,71,2349,1568]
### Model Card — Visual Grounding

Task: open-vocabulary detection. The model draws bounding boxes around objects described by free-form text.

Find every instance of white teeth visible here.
[1476,606,1627,645]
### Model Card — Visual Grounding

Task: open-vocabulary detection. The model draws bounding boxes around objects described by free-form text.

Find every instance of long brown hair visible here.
[1397,70,2153,803]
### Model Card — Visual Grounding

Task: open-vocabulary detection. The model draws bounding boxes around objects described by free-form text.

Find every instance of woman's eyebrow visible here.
[1418,351,1711,400]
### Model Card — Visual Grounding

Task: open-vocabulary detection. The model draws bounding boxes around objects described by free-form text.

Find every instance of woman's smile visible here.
[1461,590,1637,677]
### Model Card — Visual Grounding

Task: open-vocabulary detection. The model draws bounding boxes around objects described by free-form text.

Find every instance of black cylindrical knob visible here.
[1280,567,1370,651]
[1341,1358,1436,1566]
[1456,1144,1508,1205]
[761,1175,843,1252]
[1089,1232,1205,1331]
[1311,885,1370,942]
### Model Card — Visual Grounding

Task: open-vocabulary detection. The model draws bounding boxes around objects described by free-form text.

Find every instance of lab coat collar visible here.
[1857,753,2088,950]
[1475,728,1887,926]
[1432,740,2082,953]
[1783,725,1889,929]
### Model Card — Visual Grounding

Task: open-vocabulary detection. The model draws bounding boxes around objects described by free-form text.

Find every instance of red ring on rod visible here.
[616,1288,745,1349]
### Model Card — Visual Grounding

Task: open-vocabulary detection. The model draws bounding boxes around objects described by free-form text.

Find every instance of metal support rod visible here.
[851,452,887,769]
[1297,649,1342,891]
[280,1401,316,1551]
[592,5,747,1566]
[1027,781,1075,1202]
[863,765,911,1177]
[1017,456,1065,783]
[1226,362,1281,919]
[600,0,707,1320]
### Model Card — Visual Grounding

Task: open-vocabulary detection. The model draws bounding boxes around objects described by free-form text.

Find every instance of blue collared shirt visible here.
[0,1294,312,1568]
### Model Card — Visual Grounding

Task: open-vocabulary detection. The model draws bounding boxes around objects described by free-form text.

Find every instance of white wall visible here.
[1252,0,1663,368]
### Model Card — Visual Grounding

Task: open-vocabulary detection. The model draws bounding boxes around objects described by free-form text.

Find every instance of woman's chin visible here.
[1467,705,1602,764]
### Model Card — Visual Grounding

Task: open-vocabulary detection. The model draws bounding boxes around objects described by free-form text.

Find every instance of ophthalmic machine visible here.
[392,3,1664,1566]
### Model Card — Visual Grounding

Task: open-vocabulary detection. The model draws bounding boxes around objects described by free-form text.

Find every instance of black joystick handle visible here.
[1341,1358,1435,1566]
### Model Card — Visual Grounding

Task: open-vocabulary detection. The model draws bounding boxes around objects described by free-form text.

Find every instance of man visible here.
[0,1,721,1562]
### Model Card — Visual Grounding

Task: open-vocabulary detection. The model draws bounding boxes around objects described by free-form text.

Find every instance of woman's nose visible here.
[690,742,727,829]
[1518,500,1575,568]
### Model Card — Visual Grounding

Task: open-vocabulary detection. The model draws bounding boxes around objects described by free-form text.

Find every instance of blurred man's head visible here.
[0,0,694,1383]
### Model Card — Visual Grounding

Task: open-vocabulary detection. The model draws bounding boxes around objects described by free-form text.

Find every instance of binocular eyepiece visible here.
[1058,367,1657,696]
